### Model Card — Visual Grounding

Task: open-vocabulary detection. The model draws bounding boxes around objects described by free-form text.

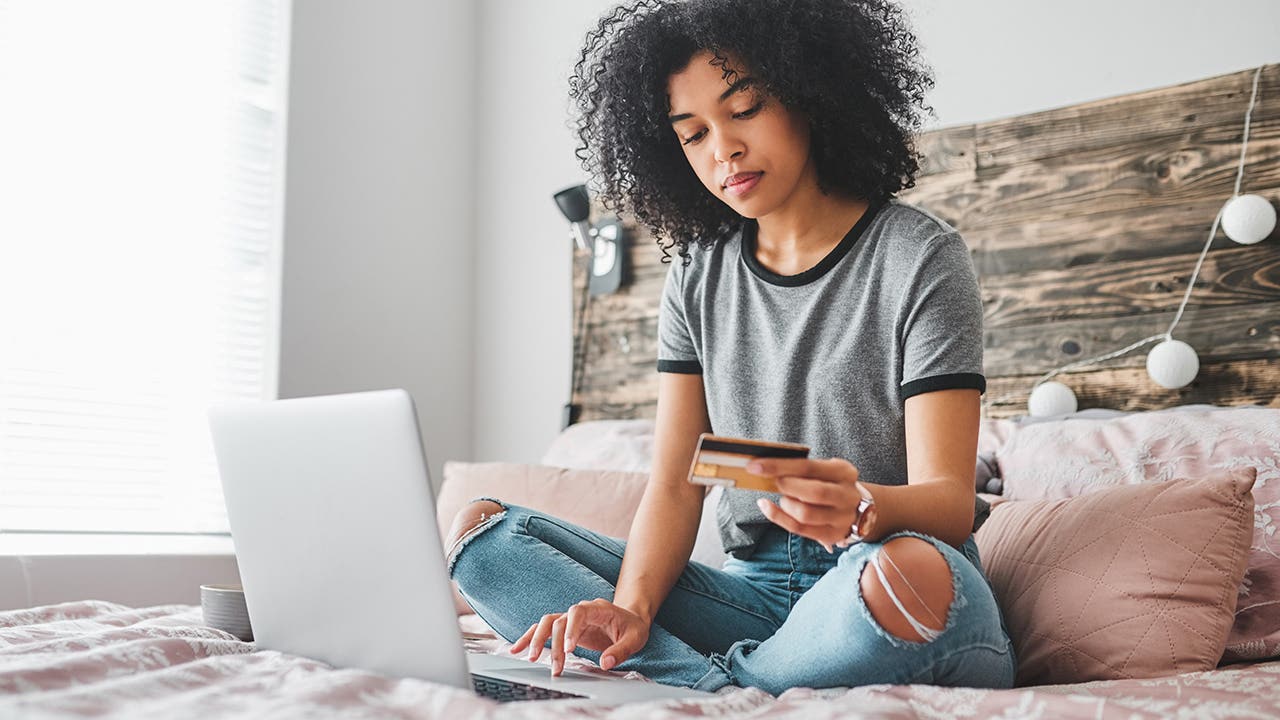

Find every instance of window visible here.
[0,0,290,534]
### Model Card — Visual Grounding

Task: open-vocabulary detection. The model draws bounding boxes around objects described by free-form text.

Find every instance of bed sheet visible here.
[3,600,1279,719]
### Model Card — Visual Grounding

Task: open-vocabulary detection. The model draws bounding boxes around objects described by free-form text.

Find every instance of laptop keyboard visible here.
[471,674,586,702]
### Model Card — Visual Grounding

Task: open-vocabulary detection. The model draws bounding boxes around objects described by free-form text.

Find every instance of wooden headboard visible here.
[572,64,1280,421]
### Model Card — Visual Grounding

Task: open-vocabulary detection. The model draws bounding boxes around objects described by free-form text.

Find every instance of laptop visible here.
[206,388,711,704]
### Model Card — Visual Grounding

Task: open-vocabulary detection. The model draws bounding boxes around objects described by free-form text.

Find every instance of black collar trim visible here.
[740,196,888,287]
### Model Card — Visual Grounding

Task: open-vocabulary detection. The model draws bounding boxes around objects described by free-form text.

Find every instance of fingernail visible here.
[756,498,768,511]
[602,654,615,670]
[746,461,763,473]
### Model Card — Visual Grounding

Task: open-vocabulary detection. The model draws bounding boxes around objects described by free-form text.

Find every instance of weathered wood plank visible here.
[975,137,1277,233]
[914,124,976,177]
[982,357,1280,418]
[576,316,660,390]
[903,135,1280,272]
[976,64,1280,168]
[580,401,658,423]
[574,369,658,410]
[984,300,1280,378]
[981,242,1280,328]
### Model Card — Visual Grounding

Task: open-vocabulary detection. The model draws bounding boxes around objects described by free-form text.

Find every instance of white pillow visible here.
[540,419,656,473]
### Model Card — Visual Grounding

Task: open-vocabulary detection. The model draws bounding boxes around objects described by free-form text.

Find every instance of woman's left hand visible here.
[747,457,869,552]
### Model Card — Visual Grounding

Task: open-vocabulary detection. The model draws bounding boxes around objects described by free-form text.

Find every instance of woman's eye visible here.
[680,101,765,146]
[681,130,706,146]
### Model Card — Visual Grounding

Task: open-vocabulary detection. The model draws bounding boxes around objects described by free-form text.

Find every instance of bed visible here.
[3,64,1279,718]
[2,600,1279,718]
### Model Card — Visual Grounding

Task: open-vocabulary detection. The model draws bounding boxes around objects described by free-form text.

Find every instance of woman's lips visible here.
[724,172,762,197]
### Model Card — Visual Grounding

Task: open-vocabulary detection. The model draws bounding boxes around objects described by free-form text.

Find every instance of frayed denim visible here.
[449,499,1016,694]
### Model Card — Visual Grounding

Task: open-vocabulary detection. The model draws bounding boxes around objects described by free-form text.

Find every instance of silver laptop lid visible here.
[207,388,469,688]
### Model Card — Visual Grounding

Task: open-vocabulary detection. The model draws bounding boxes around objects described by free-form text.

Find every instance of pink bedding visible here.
[4,600,1280,718]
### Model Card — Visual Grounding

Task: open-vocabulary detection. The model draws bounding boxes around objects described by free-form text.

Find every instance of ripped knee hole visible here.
[858,536,955,642]
[445,500,506,565]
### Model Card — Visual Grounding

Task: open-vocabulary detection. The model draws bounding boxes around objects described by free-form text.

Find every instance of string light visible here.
[981,66,1273,417]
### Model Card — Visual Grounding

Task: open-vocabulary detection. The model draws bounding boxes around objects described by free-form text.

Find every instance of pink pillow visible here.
[995,406,1280,662]
[436,462,651,615]
[976,468,1256,686]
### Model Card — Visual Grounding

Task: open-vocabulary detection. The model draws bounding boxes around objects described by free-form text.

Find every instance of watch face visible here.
[852,499,874,534]
[837,496,877,548]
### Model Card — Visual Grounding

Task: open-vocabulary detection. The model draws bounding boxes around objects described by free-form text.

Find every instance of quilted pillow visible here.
[975,467,1256,686]
[995,406,1280,662]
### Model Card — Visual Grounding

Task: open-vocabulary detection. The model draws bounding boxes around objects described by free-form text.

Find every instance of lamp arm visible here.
[564,243,593,428]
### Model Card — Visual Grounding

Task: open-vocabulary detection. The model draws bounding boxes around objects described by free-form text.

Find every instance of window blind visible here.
[0,0,290,534]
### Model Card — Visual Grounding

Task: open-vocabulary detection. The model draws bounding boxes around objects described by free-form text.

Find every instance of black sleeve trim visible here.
[657,359,703,374]
[900,372,986,401]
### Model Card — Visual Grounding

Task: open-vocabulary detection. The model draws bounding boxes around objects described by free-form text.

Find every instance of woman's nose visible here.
[713,136,745,164]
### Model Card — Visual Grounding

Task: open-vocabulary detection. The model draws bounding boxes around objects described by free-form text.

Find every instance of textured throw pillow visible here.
[994,406,1280,662]
[975,468,1256,686]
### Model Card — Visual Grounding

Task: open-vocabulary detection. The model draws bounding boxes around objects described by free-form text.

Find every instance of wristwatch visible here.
[835,493,876,548]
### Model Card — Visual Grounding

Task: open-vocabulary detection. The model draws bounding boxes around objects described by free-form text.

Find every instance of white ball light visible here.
[1146,339,1199,389]
[1221,194,1276,245]
[1028,380,1078,417]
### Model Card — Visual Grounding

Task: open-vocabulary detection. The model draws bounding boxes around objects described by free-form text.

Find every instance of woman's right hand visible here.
[507,598,651,676]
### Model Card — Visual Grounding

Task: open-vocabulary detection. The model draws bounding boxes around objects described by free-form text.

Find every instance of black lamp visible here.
[552,184,628,429]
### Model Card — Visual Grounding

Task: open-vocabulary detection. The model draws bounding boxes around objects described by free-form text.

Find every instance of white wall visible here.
[471,0,622,465]
[280,0,477,492]
[470,0,1280,465]
[902,0,1280,129]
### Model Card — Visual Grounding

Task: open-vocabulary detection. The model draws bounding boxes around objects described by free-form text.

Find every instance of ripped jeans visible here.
[448,499,1016,694]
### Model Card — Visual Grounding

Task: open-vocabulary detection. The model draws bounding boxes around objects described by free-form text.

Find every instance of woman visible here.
[447,0,1016,694]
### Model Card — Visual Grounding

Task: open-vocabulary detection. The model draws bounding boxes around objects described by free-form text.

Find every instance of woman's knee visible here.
[445,499,508,573]
[858,536,955,643]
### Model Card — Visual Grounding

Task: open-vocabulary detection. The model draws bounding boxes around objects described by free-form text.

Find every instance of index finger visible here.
[564,603,587,653]
[774,474,844,505]
[551,616,568,676]
[747,457,816,478]
[750,457,854,483]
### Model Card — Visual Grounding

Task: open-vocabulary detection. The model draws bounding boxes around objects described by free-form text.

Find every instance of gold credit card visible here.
[687,433,810,493]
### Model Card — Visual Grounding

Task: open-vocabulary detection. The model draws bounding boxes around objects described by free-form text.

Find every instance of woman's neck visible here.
[754,187,872,274]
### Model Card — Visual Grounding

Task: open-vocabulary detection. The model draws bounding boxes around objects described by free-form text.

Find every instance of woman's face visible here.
[666,50,813,218]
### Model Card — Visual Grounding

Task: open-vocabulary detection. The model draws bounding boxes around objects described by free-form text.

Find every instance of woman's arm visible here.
[522,371,712,675]
[856,387,979,547]
[612,371,713,623]
[751,387,980,550]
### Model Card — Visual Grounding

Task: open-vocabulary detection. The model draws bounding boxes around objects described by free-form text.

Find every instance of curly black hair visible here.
[568,0,936,265]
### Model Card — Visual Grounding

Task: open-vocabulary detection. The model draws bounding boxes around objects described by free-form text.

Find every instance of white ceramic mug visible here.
[200,583,254,642]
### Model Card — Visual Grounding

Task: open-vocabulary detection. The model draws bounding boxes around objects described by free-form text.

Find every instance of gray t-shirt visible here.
[657,196,988,559]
